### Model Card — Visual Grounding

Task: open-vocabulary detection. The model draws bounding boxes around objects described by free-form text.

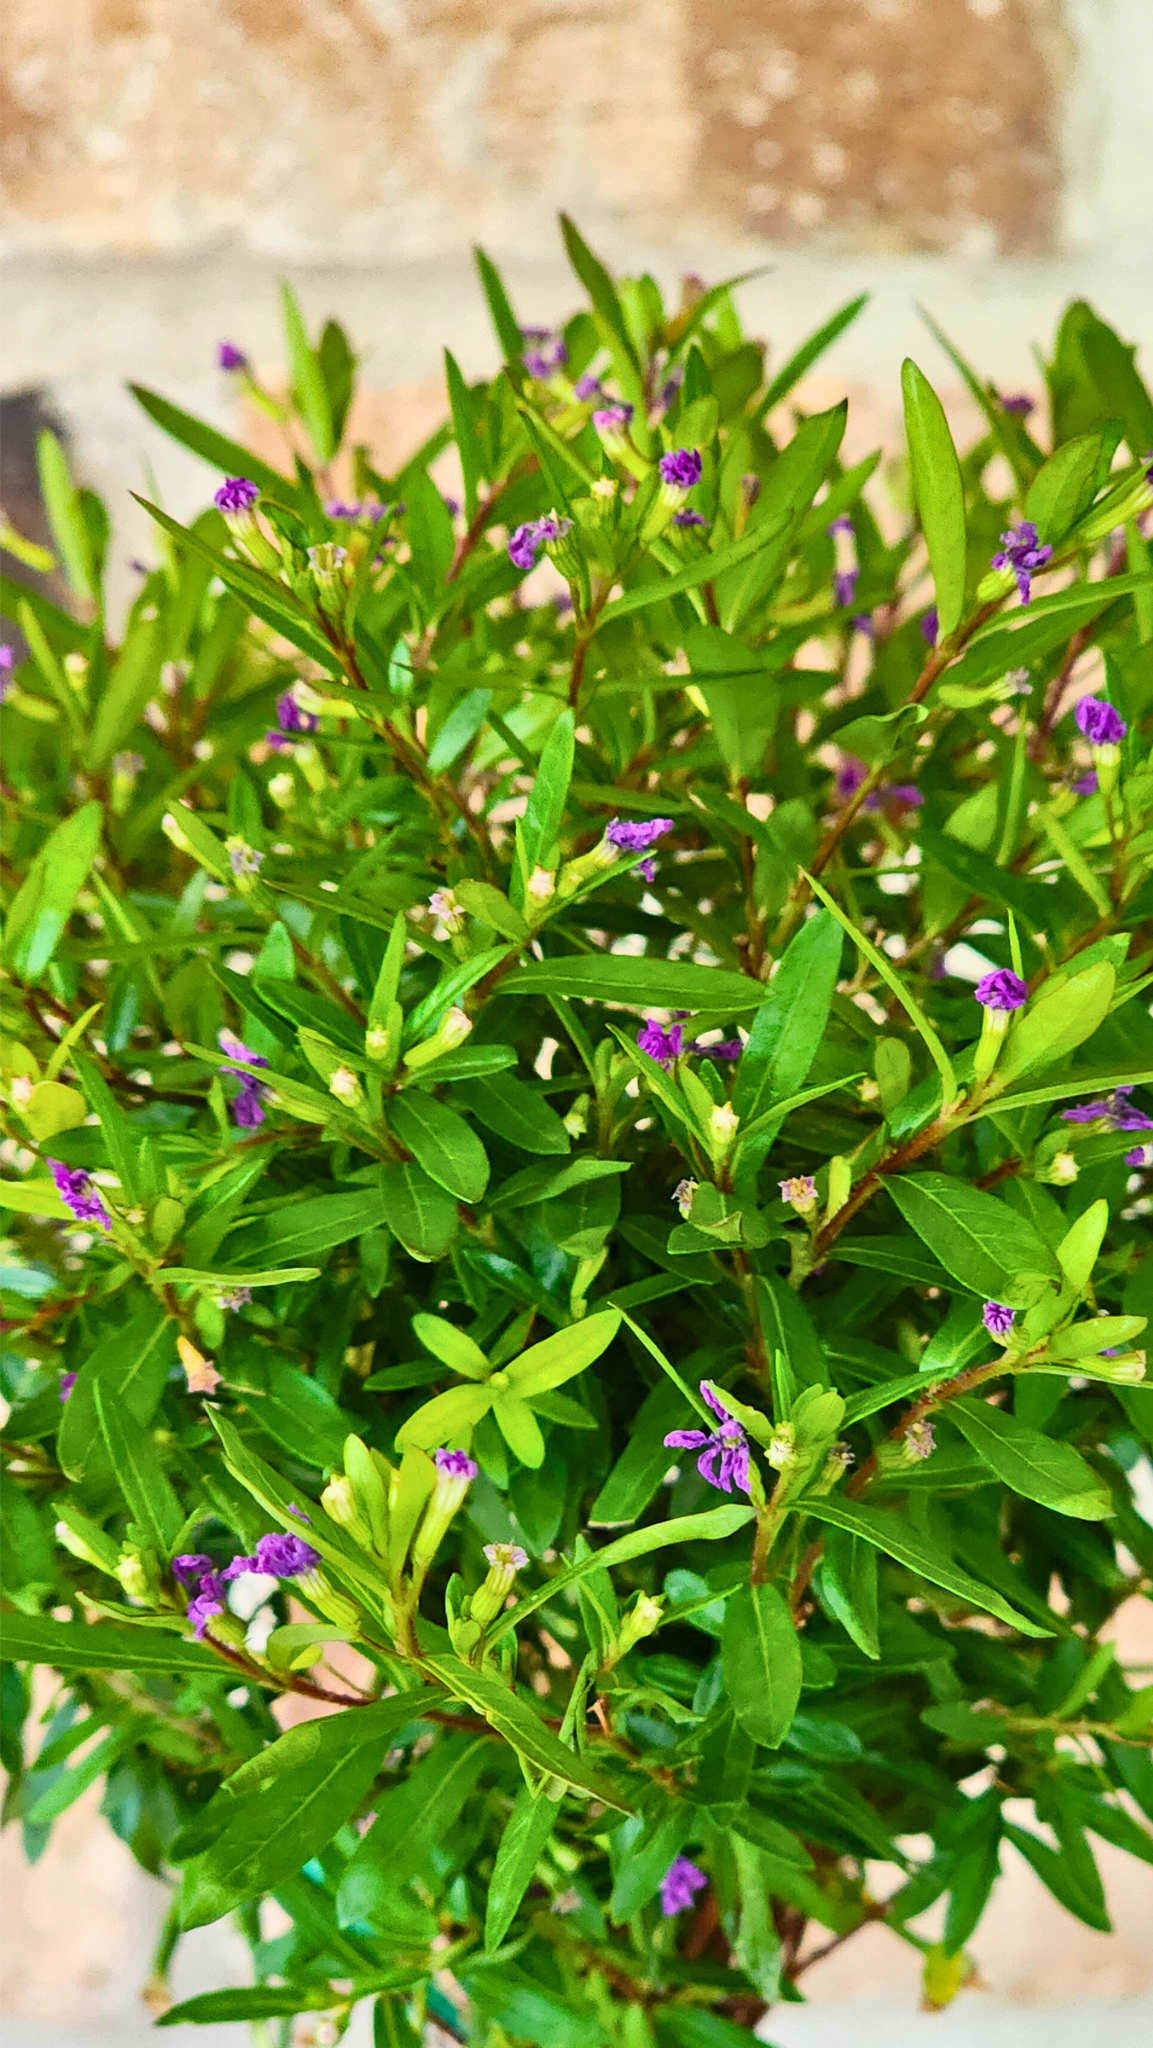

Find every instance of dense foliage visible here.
[3,222,1153,2045]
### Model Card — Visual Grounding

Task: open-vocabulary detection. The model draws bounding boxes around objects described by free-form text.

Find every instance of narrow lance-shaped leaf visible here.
[902,357,967,636]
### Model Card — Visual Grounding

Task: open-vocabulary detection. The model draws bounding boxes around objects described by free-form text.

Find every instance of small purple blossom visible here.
[835,756,868,801]
[286,1503,312,1522]
[991,520,1053,604]
[521,327,568,380]
[974,968,1028,1012]
[593,403,634,438]
[172,1553,214,1588]
[606,816,674,854]
[920,607,939,645]
[217,342,248,372]
[636,855,657,883]
[672,509,708,529]
[658,448,703,491]
[690,1037,743,1062]
[506,515,571,574]
[48,1161,111,1230]
[826,514,855,538]
[660,1855,708,1917]
[250,1531,322,1578]
[852,613,875,637]
[1073,770,1099,796]
[886,784,923,809]
[664,1383,750,1495]
[218,1031,271,1129]
[187,1572,227,1639]
[637,1018,685,1067]
[435,1448,479,1481]
[834,568,860,608]
[58,1372,77,1402]
[1074,695,1127,747]
[325,499,359,520]
[983,1301,1015,1338]
[1126,1144,1153,1169]
[1062,1086,1152,1133]
[276,689,319,736]
[1000,393,1035,417]
[574,372,602,402]
[214,477,259,516]
[228,841,264,879]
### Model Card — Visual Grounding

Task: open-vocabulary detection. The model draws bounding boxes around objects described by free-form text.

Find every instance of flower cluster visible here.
[173,1531,322,1640]
[1062,1085,1152,1133]
[507,514,572,573]
[521,326,568,380]
[219,1030,271,1128]
[1075,695,1127,747]
[637,1010,742,1068]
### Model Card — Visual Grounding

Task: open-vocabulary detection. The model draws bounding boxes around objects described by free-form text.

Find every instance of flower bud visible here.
[403,1006,472,1071]
[766,1422,798,1472]
[470,1542,529,1627]
[115,1548,151,1602]
[268,771,295,807]
[779,1174,818,1218]
[673,1177,698,1219]
[527,865,556,908]
[1042,1150,1079,1186]
[321,1473,372,1547]
[410,1448,478,1577]
[328,1065,363,1107]
[610,1592,664,1663]
[307,542,348,587]
[563,1094,590,1139]
[708,1102,740,1157]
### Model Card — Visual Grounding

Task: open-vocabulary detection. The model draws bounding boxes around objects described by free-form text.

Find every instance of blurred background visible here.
[2,1,1152,2041]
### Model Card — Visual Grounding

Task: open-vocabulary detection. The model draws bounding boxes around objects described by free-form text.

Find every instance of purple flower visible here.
[920,607,939,645]
[606,816,674,854]
[187,1574,227,1640]
[690,1037,743,1062]
[219,1031,270,1128]
[660,1855,708,1917]
[574,372,602,402]
[286,1503,312,1522]
[0,644,13,702]
[276,689,319,735]
[1073,770,1099,796]
[172,1553,214,1588]
[983,1301,1015,1337]
[672,509,708,529]
[435,1447,479,1480]
[636,855,657,883]
[507,515,571,574]
[637,1018,684,1067]
[214,477,259,516]
[1075,696,1127,747]
[250,1531,322,1578]
[48,1161,111,1230]
[851,613,876,638]
[826,514,855,538]
[217,342,247,372]
[885,784,923,809]
[991,520,1053,604]
[228,841,264,879]
[521,327,568,379]
[1000,393,1035,417]
[658,449,703,491]
[1062,1086,1152,1133]
[1126,1144,1153,1169]
[593,404,634,437]
[974,969,1028,1012]
[664,1383,750,1496]
[325,500,358,520]
[834,568,859,608]
[58,1372,77,1402]
[835,756,868,801]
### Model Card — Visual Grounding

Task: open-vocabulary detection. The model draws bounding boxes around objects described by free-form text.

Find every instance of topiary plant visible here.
[2,223,1153,2045]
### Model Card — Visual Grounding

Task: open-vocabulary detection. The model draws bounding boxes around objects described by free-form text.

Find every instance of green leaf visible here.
[92,1378,182,1552]
[37,430,94,600]
[609,1803,694,1923]
[389,1091,490,1204]
[0,1180,71,1220]
[379,1161,459,1259]
[722,1584,802,1749]
[130,385,294,498]
[412,1312,490,1379]
[229,1190,387,1268]
[485,1781,559,1949]
[58,1299,175,1483]
[599,518,794,625]
[338,1734,491,1925]
[453,1073,571,1155]
[509,1311,621,1397]
[394,1382,493,1450]
[499,955,767,1013]
[3,801,102,981]
[157,1988,333,2026]
[421,1654,629,1809]
[0,1613,222,1675]
[492,1392,547,1466]
[521,709,575,873]
[589,1380,698,1526]
[803,871,956,1103]
[1025,434,1103,543]
[485,1503,755,1645]
[281,280,335,463]
[995,962,1116,1082]
[184,1694,437,1927]
[902,358,967,636]
[733,909,841,1123]
[819,1526,880,1659]
[887,1172,1059,1307]
[752,293,869,421]
[801,1498,1052,1636]
[948,1397,1112,1519]
[473,245,524,364]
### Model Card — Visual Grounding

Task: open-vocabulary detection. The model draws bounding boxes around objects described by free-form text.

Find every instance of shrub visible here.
[2,225,1153,2042]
